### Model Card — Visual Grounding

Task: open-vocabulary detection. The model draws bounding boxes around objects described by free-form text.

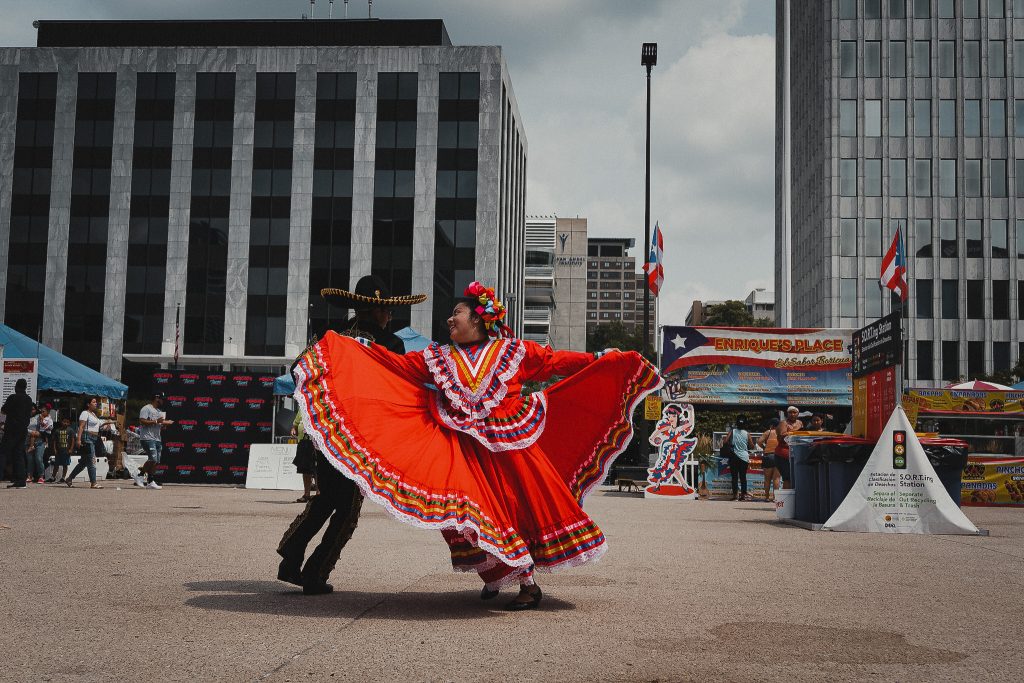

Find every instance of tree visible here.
[586,321,651,357]
[702,300,775,328]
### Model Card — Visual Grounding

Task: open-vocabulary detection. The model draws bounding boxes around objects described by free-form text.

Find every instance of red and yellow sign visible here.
[961,457,1024,507]
[905,388,1024,415]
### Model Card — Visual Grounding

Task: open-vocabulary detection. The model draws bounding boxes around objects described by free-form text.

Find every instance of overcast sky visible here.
[1,0,776,326]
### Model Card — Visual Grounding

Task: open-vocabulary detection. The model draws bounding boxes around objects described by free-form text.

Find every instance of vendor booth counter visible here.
[787,433,969,525]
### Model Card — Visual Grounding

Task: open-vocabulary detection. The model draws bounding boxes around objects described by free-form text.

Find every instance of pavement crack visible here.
[934,535,1024,561]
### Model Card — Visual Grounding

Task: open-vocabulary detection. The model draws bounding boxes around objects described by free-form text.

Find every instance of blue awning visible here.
[272,326,432,396]
[0,324,128,399]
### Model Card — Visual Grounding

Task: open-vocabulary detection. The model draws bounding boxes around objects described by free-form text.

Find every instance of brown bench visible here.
[615,478,646,493]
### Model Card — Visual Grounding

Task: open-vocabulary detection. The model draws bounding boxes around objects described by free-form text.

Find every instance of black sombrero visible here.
[321,274,427,310]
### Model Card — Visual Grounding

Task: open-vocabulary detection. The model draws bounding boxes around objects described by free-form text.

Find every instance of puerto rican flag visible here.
[644,221,664,296]
[880,225,908,301]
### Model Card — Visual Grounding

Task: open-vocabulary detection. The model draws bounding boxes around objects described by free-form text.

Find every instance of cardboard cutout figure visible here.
[823,406,980,534]
[646,403,698,499]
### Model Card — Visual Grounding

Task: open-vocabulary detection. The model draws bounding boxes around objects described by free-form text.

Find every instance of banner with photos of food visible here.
[961,457,1024,507]
[905,388,1024,415]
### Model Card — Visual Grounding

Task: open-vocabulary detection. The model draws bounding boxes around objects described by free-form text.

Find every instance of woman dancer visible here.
[292,282,662,610]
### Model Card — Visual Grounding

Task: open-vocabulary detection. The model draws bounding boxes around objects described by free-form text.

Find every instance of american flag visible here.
[644,221,664,296]
[880,224,908,301]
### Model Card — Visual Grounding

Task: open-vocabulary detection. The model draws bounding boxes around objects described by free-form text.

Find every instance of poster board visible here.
[1,358,38,406]
[660,326,852,406]
[961,456,1024,506]
[245,443,304,490]
[904,387,1024,415]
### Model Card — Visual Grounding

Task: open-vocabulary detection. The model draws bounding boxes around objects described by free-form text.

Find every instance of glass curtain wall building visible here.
[776,0,1024,386]
[0,19,527,378]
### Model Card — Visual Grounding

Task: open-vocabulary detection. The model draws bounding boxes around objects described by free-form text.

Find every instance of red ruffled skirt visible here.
[293,336,663,589]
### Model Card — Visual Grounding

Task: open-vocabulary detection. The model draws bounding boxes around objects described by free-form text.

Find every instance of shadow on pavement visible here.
[183,580,576,620]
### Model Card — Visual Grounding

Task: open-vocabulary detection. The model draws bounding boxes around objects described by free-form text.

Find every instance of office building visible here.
[586,236,655,348]
[777,0,1024,385]
[524,215,587,351]
[0,18,526,379]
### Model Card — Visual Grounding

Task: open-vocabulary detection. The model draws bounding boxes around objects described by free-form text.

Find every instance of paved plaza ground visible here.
[1,483,1021,682]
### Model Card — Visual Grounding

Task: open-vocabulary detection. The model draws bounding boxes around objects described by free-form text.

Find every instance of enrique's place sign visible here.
[660,326,853,406]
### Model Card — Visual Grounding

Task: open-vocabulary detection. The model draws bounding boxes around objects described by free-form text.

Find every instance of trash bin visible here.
[788,435,822,523]
[809,436,875,520]
[919,438,970,507]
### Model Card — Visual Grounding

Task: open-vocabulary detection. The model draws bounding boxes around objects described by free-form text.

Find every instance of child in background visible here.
[48,415,75,484]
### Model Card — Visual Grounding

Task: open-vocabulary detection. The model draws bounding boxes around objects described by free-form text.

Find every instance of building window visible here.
[991,99,1007,136]
[964,100,981,136]
[940,219,958,257]
[992,219,1009,257]
[840,41,857,77]
[185,72,234,355]
[840,159,857,196]
[994,342,1010,373]
[993,280,1010,319]
[967,280,984,319]
[914,0,931,16]
[866,159,882,196]
[913,41,930,77]
[865,218,883,256]
[990,41,1006,78]
[890,41,907,79]
[938,100,955,137]
[917,280,934,318]
[889,99,907,136]
[964,41,981,77]
[915,219,932,257]
[308,72,357,339]
[914,159,932,197]
[840,218,857,256]
[964,0,980,18]
[1016,42,1024,77]
[866,285,883,318]
[1015,100,1024,136]
[64,72,116,367]
[838,99,856,137]
[1017,220,1024,258]
[890,159,907,196]
[966,219,983,257]
[938,41,956,77]
[246,72,295,357]
[942,279,959,319]
[968,341,985,379]
[992,159,1008,197]
[1017,160,1024,197]
[5,72,57,340]
[840,278,857,317]
[942,341,960,382]
[965,159,981,196]
[124,72,175,355]
[865,42,882,77]
[432,72,479,340]
[839,0,857,18]
[991,1,1006,17]
[891,0,908,18]
[1018,281,1024,318]
[939,159,956,197]
[865,100,881,137]
[938,0,955,18]
[914,99,931,136]
[917,341,934,381]
[866,0,882,18]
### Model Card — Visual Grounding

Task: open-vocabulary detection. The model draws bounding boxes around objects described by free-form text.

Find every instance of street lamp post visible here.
[641,42,657,358]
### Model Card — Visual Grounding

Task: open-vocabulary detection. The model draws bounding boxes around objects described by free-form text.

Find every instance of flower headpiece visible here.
[464,281,512,338]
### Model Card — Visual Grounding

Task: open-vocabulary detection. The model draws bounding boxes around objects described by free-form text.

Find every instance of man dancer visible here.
[1,379,35,489]
[138,393,173,489]
[277,275,426,594]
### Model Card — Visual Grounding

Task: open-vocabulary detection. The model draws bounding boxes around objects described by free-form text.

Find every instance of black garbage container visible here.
[920,438,970,507]
[809,437,875,520]
[789,436,821,523]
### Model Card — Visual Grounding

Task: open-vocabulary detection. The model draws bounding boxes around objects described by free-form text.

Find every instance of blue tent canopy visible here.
[273,326,432,396]
[0,324,128,399]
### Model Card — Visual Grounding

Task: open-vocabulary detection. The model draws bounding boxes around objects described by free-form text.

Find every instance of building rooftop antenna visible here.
[368,0,373,18]
[344,0,349,18]
[310,0,315,19]
[329,0,335,18]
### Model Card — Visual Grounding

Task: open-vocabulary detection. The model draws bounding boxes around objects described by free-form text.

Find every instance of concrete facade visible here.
[0,22,527,379]
[776,0,1024,385]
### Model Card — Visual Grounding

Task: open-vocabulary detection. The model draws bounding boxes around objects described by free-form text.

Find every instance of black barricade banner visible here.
[150,369,275,484]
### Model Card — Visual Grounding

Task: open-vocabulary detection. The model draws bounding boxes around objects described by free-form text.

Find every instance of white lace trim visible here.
[422,340,526,419]
[292,345,534,570]
[570,357,666,503]
[432,391,548,452]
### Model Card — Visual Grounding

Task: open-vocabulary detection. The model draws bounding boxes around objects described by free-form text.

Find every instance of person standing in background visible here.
[48,415,75,484]
[758,417,780,502]
[26,404,53,484]
[1,379,35,488]
[138,394,173,490]
[65,397,113,489]
[723,416,755,501]
[774,406,804,490]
